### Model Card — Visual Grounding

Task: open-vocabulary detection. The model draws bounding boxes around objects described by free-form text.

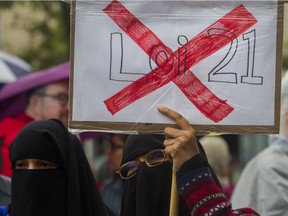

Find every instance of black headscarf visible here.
[9,119,113,216]
[120,134,190,216]
[120,134,222,216]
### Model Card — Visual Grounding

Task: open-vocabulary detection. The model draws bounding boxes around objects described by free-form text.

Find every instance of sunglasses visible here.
[116,149,172,179]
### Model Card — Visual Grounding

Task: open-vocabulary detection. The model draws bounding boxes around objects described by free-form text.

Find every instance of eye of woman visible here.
[14,160,27,169]
[14,159,59,170]
[38,160,58,169]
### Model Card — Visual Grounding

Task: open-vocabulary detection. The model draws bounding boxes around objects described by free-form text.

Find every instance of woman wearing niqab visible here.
[8,119,113,216]
[120,134,221,216]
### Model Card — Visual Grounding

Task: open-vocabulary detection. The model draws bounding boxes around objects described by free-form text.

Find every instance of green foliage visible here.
[283,39,288,70]
[0,2,13,9]
[283,54,288,70]
[0,2,287,71]
[0,2,70,70]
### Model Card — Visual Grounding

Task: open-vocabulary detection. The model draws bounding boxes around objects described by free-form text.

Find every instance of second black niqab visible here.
[120,134,190,216]
[120,134,222,216]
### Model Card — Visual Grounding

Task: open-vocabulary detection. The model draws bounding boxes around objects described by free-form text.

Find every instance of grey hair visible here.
[25,85,47,107]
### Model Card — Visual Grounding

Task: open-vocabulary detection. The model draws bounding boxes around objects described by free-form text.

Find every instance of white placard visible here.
[70,0,282,134]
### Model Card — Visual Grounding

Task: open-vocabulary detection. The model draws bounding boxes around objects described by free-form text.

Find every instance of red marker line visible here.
[104,1,256,122]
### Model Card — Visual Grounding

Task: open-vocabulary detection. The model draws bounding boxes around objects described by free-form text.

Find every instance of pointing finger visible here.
[158,105,190,130]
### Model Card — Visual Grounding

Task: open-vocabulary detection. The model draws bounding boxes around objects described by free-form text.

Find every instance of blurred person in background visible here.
[231,72,288,216]
[0,62,69,185]
[100,133,128,216]
[200,135,235,199]
[0,80,69,178]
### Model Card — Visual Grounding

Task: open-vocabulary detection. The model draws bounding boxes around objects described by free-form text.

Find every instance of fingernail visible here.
[157,105,164,111]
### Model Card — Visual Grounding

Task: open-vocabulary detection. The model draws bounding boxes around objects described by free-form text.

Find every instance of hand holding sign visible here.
[158,105,199,171]
[158,105,200,216]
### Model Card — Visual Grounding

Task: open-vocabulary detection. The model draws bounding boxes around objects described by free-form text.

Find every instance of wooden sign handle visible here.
[169,167,179,216]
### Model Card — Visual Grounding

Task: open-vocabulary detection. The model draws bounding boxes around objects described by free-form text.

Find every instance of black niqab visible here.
[120,134,222,216]
[120,134,190,216]
[9,119,112,216]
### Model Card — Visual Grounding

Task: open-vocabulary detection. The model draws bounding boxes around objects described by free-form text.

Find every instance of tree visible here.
[0,2,287,71]
[0,2,70,70]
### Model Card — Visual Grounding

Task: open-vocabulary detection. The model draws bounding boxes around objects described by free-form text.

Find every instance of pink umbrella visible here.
[0,62,70,120]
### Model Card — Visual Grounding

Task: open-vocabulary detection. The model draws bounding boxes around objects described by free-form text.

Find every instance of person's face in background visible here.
[106,134,125,173]
[27,80,69,126]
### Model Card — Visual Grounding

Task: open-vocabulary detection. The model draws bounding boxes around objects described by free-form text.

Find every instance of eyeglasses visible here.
[116,149,172,179]
[37,93,69,106]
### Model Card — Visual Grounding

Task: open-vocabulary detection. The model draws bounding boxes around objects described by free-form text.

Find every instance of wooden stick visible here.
[169,167,179,216]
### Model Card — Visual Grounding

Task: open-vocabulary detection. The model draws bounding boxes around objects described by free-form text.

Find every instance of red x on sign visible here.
[103,1,257,122]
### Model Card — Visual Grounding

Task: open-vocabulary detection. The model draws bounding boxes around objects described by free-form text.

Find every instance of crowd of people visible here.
[0,59,287,215]
[0,103,260,216]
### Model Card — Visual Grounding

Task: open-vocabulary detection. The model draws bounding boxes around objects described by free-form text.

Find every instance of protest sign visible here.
[70,0,284,134]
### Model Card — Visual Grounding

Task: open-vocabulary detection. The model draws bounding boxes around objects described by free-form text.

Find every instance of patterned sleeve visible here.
[177,155,259,216]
